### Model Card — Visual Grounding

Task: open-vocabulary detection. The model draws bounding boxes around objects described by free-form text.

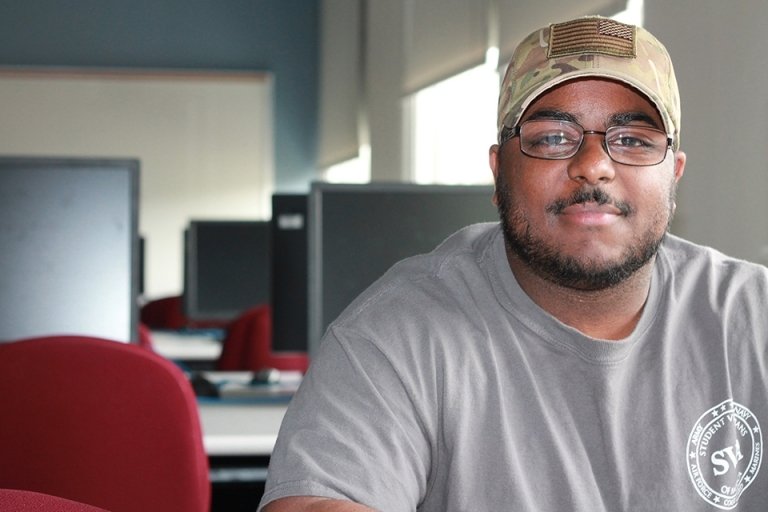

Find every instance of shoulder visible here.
[339,222,500,316]
[325,222,502,351]
[660,234,767,276]
[313,223,504,417]
[659,233,768,299]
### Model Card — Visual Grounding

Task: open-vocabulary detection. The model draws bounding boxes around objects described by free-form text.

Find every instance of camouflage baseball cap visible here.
[497,16,681,150]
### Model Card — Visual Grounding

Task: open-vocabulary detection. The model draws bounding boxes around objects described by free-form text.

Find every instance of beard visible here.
[495,169,676,291]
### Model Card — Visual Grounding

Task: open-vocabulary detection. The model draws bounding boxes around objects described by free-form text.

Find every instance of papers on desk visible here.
[150,330,223,361]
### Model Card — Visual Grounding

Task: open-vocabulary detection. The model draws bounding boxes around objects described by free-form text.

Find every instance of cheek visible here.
[626,174,678,226]
[497,168,556,231]
[505,166,562,214]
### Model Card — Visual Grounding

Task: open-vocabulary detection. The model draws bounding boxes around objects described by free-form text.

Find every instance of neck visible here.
[507,251,655,340]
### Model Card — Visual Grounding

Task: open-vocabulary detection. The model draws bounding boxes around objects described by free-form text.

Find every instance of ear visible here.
[673,149,686,183]
[489,144,501,206]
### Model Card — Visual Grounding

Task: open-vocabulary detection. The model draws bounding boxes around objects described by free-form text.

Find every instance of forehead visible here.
[521,77,663,125]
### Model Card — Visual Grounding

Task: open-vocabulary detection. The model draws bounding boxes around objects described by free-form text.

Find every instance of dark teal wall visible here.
[0,0,319,192]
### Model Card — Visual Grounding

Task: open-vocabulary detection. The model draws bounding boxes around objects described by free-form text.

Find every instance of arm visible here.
[263,497,376,512]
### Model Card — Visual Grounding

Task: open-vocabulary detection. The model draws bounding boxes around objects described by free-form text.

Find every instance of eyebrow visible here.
[524,109,662,129]
[609,111,662,129]
[525,109,577,123]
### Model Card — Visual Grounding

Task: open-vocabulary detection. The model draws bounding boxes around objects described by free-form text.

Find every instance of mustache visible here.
[546,187,633,216]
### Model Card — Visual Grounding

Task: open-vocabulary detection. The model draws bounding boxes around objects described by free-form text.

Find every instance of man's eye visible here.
[607,128,661,150]
[532,133,573,147]
[613,135,648,148]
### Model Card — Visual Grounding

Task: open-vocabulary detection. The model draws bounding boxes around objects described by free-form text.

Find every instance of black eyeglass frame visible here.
[499,120,674,167]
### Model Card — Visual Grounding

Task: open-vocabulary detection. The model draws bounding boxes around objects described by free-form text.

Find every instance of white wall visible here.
[646,1,768,264]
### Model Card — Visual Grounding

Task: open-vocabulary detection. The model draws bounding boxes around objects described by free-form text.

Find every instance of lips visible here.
[547,187,632,219]
[562,201,623,215]
[559,201,624,226]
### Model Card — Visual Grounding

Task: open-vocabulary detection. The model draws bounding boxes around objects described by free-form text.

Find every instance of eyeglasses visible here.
[500,119,673,166]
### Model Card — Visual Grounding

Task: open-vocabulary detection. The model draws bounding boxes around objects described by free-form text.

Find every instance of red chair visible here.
[139,295,189,330]
[217,304,309,373]
[136,322,154,349]
[139,295,228,331]
[0,336,210,512]
[0,488,110,511]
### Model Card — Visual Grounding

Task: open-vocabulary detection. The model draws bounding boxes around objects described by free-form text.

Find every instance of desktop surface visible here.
[196,371,299,456]
[148,347,295,456]
[199,401,287,457]
[198,375,290,512]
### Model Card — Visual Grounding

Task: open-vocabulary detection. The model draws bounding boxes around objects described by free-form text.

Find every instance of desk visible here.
[199,400,288,511]
[198,393,289,510]
[196,371,298,456]
[199,401,288,456]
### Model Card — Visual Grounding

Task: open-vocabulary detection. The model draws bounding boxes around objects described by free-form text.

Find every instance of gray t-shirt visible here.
[259,223,768,511]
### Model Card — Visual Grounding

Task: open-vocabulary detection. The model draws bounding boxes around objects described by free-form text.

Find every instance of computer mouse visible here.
[189,372,220,398]
[251,367,281,385]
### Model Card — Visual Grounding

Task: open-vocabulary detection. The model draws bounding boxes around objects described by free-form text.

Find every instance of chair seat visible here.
[0,488,111,511]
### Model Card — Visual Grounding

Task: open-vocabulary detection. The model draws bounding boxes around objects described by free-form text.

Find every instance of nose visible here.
[566,133,616,184]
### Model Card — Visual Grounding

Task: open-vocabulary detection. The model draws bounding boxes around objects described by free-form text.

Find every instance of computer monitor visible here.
[307,182,498,356]
[183,220,271,322]
[0,156,140,343]
[270,194,309,353]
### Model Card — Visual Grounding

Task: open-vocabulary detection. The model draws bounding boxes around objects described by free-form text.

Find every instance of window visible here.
[323,144,370,184]
[408,48,499,185]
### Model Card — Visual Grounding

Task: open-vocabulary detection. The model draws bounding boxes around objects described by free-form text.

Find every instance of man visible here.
[260,16,768,511]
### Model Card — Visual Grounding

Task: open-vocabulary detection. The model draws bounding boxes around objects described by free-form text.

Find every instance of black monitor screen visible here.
[308,182,498,355]
[0,156,140,343]
[271,194,309,353]
[184,220,271,322]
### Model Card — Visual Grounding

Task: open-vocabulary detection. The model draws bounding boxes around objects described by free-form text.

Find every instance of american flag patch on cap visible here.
[548,17,636,59]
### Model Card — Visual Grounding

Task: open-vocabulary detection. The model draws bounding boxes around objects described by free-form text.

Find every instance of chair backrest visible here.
[0,488,111,512]
[0,336,210,512]
[139,295,228,330]
[139,295,189,330]
[217,304,309,373]
[136,322,154,349]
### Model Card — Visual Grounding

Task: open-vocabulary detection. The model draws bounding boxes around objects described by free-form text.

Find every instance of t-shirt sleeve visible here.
[258,325,432,512]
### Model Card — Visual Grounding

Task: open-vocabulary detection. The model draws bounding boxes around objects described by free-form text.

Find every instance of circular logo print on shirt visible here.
[687,399,762,510]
